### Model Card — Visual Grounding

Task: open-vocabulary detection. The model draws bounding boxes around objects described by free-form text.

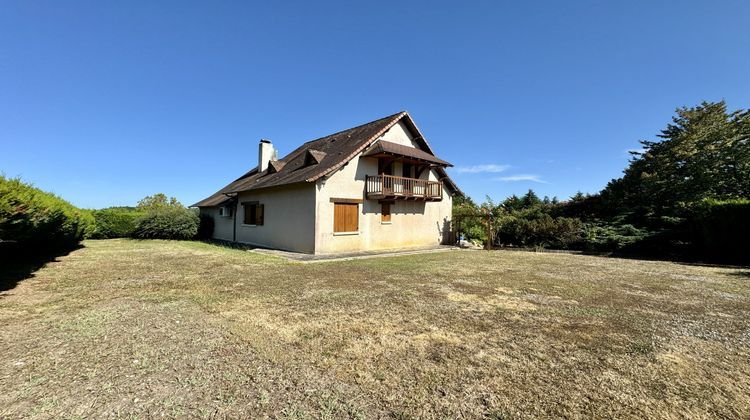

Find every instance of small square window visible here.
[381,203,391,223]
[218,206,232,217]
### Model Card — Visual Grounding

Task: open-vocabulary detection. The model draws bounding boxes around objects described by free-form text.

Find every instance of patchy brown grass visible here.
[1,239,749,418]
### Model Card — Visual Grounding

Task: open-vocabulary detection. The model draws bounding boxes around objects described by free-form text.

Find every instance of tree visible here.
[520,189,542,209]
[602,101,750,215]
[502,194,523,211]
[137,193,183,211]
[132,194,197,240]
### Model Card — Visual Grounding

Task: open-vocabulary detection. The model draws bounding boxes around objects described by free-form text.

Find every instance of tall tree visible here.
[602,101,750,214]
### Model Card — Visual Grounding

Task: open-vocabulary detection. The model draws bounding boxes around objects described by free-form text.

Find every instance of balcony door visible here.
[402,163,413,195]
[378,158,393,176]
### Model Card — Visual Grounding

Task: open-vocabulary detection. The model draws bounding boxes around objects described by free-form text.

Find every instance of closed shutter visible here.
[257,204,264,225]
[381,203,391,222]
[334,203,358,233]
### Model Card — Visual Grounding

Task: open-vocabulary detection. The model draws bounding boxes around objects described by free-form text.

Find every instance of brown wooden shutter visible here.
[334,203,358,233]
[381,203,391,222]
[257,204,264,225]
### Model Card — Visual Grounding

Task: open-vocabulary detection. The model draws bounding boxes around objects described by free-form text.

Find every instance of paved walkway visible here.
[250,244,459,263]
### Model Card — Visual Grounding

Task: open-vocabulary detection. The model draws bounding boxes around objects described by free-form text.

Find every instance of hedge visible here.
[88,207,143,239]
[131,207,199,240]
[0,176,94,257]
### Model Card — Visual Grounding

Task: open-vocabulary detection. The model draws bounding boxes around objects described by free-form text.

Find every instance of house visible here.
[192,111,460,254]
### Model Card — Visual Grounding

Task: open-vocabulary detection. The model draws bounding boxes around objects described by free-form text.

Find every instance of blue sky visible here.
[1,1,749,208]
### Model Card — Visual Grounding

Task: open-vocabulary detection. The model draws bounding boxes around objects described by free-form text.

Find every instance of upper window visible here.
[242,202,264,225]
[333,202,358,233]
[402,163,413,178]
[378,158,393,175]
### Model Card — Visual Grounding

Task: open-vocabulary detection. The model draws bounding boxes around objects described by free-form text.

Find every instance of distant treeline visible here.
[457,101,750,264]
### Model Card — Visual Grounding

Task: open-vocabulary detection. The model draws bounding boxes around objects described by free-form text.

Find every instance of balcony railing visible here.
[365,174,443,201]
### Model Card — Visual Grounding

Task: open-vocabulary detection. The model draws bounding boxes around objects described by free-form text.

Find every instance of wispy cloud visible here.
[494,174,549,184]
[452,164,510,174]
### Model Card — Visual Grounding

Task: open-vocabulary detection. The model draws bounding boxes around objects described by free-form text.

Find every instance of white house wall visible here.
[233,183,316,253]
[201,207,234,241]
[377,121,421,148]
[314,151,453,254]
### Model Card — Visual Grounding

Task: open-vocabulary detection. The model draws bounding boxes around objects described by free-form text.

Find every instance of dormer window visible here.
[304,149,326,166]
[267,160,286,174]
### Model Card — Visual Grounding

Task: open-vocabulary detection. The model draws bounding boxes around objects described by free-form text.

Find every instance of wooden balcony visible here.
[365,174,443,201]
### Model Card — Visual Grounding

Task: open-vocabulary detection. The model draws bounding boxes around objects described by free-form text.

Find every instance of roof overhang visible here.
[362,140,452,167]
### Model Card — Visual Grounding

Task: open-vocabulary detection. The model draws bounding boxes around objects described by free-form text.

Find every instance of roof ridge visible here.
[299,111,406,146]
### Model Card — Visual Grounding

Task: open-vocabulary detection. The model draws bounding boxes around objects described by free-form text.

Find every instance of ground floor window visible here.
[333,202,358,233]
[381,202,391,223]
[242,202,264,225]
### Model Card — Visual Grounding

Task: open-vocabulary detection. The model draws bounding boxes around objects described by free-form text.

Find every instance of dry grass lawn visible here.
[1,239,749,418]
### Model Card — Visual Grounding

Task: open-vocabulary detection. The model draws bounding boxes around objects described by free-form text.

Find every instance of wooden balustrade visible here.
[365,174,443,201]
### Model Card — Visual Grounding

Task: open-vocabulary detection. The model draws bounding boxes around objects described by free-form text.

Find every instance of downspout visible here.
[233,198,238,243]
[224,193,238,243]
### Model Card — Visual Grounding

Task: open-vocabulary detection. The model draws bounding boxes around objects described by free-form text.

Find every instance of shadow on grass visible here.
[0,245,83,293]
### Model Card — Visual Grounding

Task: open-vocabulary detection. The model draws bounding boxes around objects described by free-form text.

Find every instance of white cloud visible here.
[494,174,549,184]
[452,164,510,174]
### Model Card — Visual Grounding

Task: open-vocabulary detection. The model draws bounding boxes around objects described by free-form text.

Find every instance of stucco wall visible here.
[378,121,421,148]
[314,132,454,254]
[200,207,234,241]
[234,183,316,253]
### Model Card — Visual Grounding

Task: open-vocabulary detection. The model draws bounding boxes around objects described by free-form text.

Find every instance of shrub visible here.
[0,176,93,257]
[578,221,651,252]
[88,207,143,239]
[131,207,198,240]
[497,208,583,249]
[197,214,215,240]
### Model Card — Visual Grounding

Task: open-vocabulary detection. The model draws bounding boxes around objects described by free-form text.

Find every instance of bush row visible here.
[0,176,94,258]
[88,203,200,240]
[456,193,750,263]
[130,207,199,240]
[88,207,144,239]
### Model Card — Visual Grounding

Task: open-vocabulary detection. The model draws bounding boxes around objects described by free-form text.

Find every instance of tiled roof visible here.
[192,112,460,207]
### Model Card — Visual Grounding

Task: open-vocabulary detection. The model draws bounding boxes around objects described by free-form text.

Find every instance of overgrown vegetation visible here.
[456,101,750,263]
[0,175,93,258]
